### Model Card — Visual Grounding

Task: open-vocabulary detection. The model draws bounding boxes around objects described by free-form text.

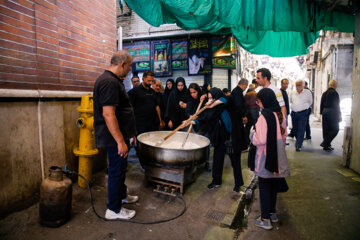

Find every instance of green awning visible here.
[125,0,355,57]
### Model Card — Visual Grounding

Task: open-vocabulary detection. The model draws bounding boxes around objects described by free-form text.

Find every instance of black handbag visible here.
[248,143,256,171]
[276,178,289,193]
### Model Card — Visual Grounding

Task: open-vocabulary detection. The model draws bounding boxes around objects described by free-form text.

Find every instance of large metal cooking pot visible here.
[137,131,210,167]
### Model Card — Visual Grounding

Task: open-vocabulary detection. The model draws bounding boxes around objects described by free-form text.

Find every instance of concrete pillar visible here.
[350,13,360,173]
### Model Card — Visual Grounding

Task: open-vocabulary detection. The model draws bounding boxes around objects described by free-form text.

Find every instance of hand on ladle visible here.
[205,99,223,108]
[181,120,195,128]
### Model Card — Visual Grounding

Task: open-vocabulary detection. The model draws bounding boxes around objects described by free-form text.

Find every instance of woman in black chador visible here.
[166,77,190,129]
[163,78,175,111]
[163,78,175,129]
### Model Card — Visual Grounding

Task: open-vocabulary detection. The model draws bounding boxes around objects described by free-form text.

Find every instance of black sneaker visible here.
[304,137,312,140]
[207,182,220,189]
[296,147,301,152]
[233,186,240,193]
[323,146,333,152]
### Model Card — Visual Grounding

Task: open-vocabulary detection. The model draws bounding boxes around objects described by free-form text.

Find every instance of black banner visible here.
[188,38,212,75]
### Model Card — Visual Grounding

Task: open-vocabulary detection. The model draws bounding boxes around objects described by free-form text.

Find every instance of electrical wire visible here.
[64,170,187,224]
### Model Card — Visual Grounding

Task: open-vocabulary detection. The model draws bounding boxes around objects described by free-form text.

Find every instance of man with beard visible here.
[128,71,164,167]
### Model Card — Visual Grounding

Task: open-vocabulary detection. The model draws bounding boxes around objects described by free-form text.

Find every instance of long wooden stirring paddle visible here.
[155,104,208,146]
[181,99,204,148]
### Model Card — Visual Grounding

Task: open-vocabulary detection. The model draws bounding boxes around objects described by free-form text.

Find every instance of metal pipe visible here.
[38,99,45,181]
[0,89,91,98]
[118,26,123,50]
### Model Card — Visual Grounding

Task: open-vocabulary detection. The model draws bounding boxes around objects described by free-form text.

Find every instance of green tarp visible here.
[125,0,355,57]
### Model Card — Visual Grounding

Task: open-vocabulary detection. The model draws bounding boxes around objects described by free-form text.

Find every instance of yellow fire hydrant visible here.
[73,95,99,188]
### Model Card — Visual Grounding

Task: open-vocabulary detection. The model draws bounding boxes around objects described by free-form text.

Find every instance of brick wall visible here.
[0,0,117,91]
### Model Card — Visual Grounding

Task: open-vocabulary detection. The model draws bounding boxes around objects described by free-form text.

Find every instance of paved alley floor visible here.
[0,148,253,240]
[1,126,359,240]
[240,127,360,240]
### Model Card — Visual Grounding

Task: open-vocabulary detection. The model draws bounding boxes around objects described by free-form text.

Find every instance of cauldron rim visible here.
[137,131,210,150]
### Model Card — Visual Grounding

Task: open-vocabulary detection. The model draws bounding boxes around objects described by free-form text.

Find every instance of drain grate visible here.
[205,209,226,223]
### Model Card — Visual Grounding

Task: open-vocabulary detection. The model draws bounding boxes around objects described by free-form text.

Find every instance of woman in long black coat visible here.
[163,78,175,111]
[166,77,190,129]
[163,79,175,129]
[190,88,244,192]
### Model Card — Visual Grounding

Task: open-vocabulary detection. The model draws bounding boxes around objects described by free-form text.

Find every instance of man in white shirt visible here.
[256,68,287,117]
[290,80,313,152]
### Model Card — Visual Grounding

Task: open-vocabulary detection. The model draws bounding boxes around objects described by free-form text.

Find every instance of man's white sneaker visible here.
[105,208,136,220]
[122,194,139,204]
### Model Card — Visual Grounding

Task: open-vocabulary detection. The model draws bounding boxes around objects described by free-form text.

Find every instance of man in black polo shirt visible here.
[128,71,164,167]
[93,50,138,220]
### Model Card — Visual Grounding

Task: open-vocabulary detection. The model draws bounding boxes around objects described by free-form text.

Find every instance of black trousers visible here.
[212,140,244,188]
[258,177,278,219]
[291,110,308,148]
[245,109,259,145]
[229,152,244,188]
[322,108,339,147]
[106,145,129,213]
[305,108,311,138]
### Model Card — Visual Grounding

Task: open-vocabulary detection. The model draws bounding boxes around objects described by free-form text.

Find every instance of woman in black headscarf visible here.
[163,79,175,129]
[202,83,211,95]
[186,83,207,117]
[166,77,190,129]
[250,88,290,230]
[163,79,175,110]
[188,88,243,191]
